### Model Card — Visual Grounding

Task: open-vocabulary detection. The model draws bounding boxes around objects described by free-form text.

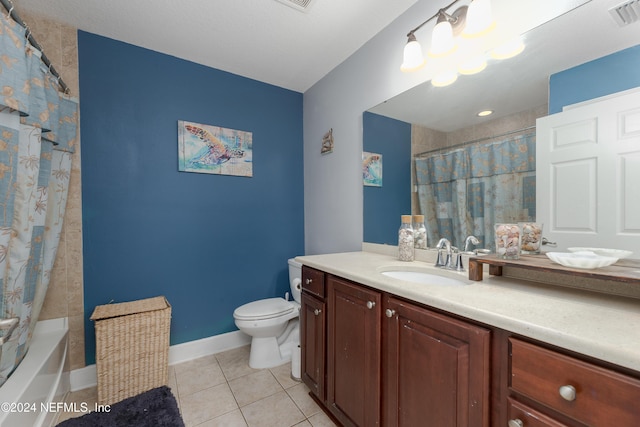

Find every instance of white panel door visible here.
[537,88,640,253]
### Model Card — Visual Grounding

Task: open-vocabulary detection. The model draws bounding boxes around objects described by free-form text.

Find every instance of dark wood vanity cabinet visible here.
[302,267,490,427]
[301,265,640,427]
[300,266,326,401]
[383,296,490,427]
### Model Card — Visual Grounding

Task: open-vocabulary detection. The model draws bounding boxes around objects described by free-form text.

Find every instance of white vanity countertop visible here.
[296,251,640,372]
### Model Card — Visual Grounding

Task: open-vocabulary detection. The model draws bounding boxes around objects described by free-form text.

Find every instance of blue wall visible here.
[78,32,304,364]
[363,112,412,245]
[549,45,640,113]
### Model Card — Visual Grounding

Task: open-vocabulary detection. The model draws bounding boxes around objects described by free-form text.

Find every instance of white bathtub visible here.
[0,318,69,427]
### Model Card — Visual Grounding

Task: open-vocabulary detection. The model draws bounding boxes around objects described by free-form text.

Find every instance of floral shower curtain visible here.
[0,11,78,387]
[415,132,536,252]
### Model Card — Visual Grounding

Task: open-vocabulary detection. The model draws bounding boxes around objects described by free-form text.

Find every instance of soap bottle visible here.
[398,215,414,261]
[413,215,427,249]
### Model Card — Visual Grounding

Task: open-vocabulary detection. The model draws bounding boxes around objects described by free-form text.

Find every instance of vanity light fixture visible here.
[400,0,495,72]
[428,9,461,57]
[401,33,426,72]
[490,37,525,60]
[462,0,495,37]
[458,55,487,75]
[432,70,459,87]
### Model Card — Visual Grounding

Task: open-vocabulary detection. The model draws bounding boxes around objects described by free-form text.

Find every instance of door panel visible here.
[537,88,640,251]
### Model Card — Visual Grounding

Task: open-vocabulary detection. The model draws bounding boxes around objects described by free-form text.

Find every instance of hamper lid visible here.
[91,296,170,321]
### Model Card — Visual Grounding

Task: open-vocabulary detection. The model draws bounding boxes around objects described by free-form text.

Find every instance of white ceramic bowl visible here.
[546,251,618,269]
[567,247,633,259]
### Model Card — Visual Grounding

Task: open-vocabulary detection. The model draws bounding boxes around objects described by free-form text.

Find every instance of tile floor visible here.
[55,345,338,427]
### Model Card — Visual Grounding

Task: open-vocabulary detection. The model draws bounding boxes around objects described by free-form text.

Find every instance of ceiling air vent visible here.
[609,0,640,26]
[274,0,315,12]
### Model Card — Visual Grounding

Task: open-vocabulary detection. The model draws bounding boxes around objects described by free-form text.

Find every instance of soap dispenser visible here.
[398,215,414,261]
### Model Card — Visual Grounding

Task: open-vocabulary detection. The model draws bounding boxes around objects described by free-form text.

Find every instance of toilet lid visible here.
[234,297,295,320]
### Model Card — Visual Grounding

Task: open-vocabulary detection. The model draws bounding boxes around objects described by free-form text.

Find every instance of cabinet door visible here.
[301,292,326,400]
[327,276,381,427]
[383,297,490,427]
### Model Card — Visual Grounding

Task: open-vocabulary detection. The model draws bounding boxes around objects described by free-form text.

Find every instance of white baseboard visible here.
[69,330,251,392]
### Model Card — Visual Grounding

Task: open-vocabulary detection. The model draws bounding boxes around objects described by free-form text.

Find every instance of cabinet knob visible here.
[508,419,524,427]
[385,309,396,318]
[366,301,376,309]
[559,384,576,401]
[314,308,322,316]
[305,278,313,285]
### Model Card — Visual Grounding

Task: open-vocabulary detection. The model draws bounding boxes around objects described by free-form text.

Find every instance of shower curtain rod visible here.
[1,0,70,94]
[414,125,536,158]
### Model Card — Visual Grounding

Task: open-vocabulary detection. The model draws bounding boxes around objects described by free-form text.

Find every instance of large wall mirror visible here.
[363,0,639,251]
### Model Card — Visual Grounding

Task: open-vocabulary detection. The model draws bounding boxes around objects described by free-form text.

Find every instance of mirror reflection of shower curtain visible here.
[0,11,78,387]
[415,132,536,251]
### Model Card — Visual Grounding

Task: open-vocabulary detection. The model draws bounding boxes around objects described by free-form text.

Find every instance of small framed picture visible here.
[362,152,382,187]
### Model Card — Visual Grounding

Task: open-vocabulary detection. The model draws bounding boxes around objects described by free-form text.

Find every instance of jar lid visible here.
[401,215,412,223]
[413,215,424,222]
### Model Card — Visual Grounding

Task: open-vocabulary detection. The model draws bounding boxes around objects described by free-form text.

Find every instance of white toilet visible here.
[233,258,302,369]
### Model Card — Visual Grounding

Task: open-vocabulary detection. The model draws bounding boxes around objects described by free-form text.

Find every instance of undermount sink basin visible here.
[380,270,467,286]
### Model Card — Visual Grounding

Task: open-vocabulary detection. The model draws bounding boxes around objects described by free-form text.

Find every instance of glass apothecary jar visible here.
[519,222,544,254]
[412,215,427,249]
[398,215,414,261]
[494,223,520,259]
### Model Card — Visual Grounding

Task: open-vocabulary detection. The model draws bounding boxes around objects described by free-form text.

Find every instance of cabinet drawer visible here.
[510,338,640,426]
[302,266,325,298]
[507,398,568,427]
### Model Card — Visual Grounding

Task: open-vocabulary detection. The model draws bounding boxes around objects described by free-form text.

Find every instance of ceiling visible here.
[12,0,418,93]
[11,0,639,108]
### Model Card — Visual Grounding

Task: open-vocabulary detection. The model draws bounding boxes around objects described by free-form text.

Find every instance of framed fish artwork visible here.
[362,152,382,187]
[178,120,253,177]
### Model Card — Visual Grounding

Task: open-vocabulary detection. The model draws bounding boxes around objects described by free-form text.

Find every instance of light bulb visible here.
[463,0,495,38]
[458,56,487,75]
[401,35,425,72]
[429,18,457,57]
[490,37,525,60]
[432,71,458,87]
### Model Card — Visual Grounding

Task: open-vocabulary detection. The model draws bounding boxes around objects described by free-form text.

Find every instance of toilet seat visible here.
[234,297,296,321]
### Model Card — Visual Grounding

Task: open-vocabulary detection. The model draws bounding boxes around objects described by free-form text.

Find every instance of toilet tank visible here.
[288,258,302,303]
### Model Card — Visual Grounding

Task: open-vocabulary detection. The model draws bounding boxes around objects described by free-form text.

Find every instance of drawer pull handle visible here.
[305,278,313,285]
[314,308,322,316]
[508,419,524,427]
[366,301,376,309]
[559,384,576,401]
[385,309,396,318]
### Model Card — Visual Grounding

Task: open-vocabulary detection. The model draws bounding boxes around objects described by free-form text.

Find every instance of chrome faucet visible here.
[464,235,480,253]
[435,238,452,268]
[436,238,466,271]
[451,246,465,271]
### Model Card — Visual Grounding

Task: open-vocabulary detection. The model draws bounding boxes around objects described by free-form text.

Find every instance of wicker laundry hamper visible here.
[90,296,171,405]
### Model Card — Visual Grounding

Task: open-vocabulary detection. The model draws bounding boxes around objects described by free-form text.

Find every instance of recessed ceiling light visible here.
[477,110,493,117]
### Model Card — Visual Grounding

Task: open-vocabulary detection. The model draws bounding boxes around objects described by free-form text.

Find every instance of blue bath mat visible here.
[56,386,184,427]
